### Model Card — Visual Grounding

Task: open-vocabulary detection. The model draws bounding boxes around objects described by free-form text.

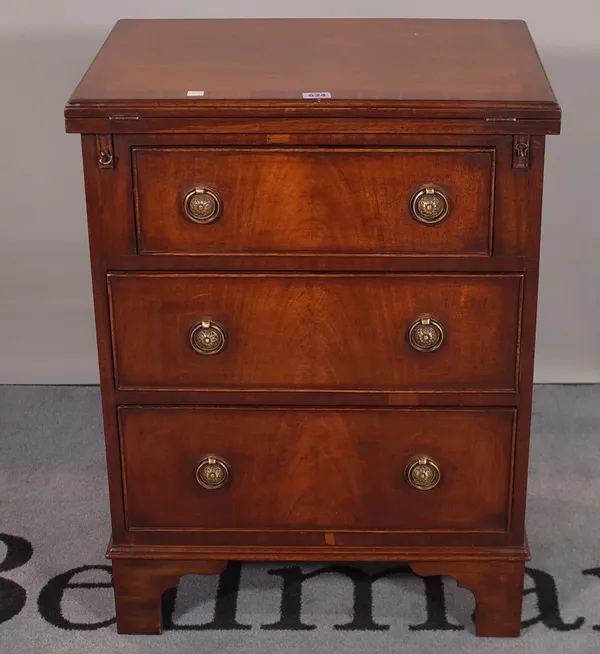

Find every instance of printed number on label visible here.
[302,92,332,99]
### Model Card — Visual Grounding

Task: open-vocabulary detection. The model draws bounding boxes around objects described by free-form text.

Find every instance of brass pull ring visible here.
[410,187,449,224]
[195,456,230,490]
[98,149,114,167]
[407,316,445,353]
[405,456,441,491]
[190,320,227,355]
[183,186,222,224]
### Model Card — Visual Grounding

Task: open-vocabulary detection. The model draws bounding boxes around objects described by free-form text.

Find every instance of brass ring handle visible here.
[98,149,114,167]
[190,320,227,355]
[183,186,222,224]
[407,316,445,352]
[410,187,449,224]
[195,456,231,490]
[405,456,441,491]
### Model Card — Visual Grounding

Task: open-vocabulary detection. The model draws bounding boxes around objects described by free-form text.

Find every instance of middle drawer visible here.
[108,273,522,392]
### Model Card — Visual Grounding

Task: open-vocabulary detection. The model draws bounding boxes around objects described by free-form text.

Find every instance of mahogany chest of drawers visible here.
[65,18,561,637]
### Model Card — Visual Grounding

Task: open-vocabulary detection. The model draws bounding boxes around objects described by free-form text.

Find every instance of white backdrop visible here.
[0,1,598,383]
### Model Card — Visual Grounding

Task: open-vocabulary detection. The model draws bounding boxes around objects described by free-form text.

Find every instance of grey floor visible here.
[0,385,599,653]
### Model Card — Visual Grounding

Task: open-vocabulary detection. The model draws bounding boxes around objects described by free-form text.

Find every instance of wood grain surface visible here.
[67,19,558,111]
[133,147,494,255]
[118,406,515,533]
[66,18,559,637]
[107,273,522,392]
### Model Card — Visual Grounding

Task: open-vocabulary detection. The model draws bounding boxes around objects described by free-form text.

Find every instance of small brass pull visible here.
[405,456,441,491]
[182,186,222,224]
[98,149,114,167]
[190,320,227,355]
[407,316,445,352]
[195,456,230,489]
[410,187,449,224]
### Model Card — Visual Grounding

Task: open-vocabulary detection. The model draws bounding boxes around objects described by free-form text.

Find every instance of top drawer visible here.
[133,147,494,256]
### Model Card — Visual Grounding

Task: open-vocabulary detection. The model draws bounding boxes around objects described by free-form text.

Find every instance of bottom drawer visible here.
[118,407,515,534]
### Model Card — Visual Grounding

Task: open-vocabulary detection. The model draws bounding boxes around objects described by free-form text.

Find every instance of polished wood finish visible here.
[411,560,526,637]
[119,407,515,532]
[134,147,494,255]
[112,556,524,635]
[66,18,560,637]
[112,558,226,634]
[108,273,522,392]
[108,273,522,391]
[83,133,545,266]
[66,19,559,128]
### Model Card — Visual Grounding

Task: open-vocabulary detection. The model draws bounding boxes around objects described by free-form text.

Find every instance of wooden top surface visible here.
[66,19,560,124]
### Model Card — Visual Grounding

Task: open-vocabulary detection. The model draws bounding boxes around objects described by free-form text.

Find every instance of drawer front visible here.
[108,273,522,392]
[119,407,515,533]
[133,147,494,256]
